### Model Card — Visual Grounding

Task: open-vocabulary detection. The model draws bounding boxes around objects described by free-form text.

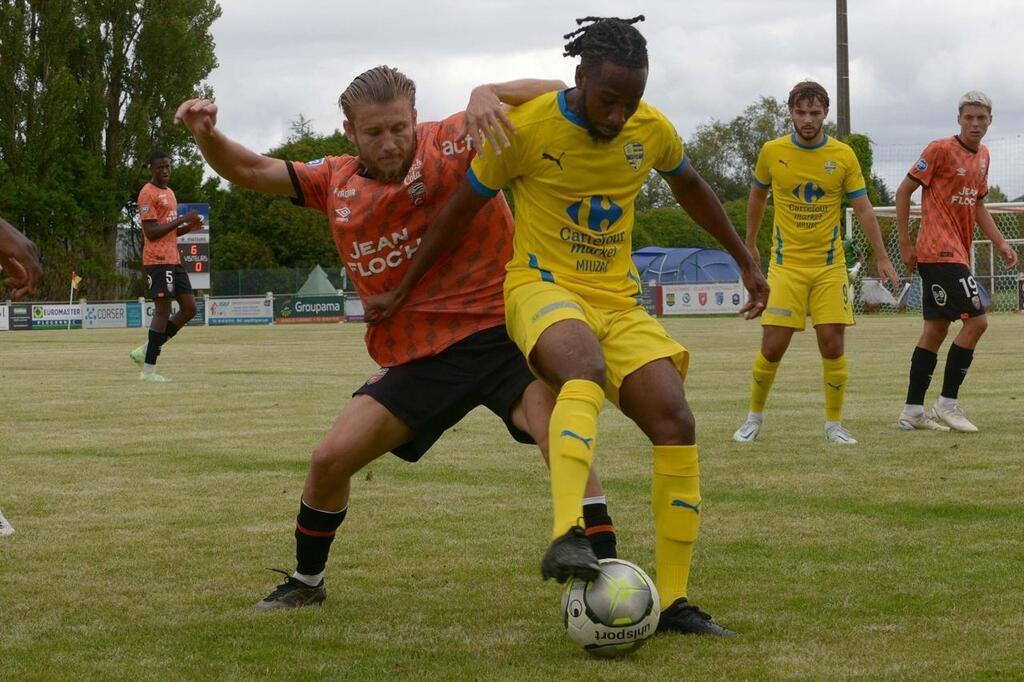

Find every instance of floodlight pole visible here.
[836,0,851,139]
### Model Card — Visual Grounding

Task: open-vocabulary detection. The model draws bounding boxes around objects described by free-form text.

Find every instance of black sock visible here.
[941,343,974,400]
[163,320,180,340]
[144,329,166,365]
[582,499,617,560]
[906,346,938,405]
[295,500,347,578]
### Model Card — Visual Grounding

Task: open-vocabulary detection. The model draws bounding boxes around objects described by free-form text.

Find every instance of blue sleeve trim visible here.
[845,188,867,200]
[751,175,770,189]
[466,168,500,198]
[657,155,688,177]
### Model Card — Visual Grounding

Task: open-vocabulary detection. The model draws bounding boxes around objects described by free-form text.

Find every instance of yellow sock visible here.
[749,352,780,413]
[549,379,604,539]
[822,355,848,422]
[652,444,701,610]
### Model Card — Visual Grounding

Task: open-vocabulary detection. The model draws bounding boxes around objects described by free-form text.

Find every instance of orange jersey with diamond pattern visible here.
[138,182,181,265]
[288,112,512,367]
[907,136,990,265]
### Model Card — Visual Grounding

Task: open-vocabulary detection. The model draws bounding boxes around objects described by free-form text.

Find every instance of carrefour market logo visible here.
[792,181,825,203]
[566,196,623,233]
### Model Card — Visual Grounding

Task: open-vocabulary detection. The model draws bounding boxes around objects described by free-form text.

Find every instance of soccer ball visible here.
[561,558,660,657]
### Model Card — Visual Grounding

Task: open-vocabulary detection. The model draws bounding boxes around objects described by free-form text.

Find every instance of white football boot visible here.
[897,410,950,432]
[931,401,978,433]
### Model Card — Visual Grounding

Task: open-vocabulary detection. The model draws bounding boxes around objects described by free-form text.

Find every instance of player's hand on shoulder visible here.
[174,98,218,136]
[463,85,515,158]
[739,265,769,320]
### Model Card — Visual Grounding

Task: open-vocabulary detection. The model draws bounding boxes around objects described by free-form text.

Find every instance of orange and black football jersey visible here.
[289,112,513,367]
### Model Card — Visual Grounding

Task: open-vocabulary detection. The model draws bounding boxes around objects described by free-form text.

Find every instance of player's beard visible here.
[794,120,823,144]
[361,154,413,183]
[357,132,417,183]
[578,88,618,144]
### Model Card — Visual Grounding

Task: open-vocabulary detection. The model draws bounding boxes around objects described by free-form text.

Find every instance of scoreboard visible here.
[177,202,210,289]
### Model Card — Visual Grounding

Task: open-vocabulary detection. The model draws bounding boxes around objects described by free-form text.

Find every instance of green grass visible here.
[2,316,1023,680]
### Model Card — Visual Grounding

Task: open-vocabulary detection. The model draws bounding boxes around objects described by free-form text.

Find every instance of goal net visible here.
[844,202,1024,315]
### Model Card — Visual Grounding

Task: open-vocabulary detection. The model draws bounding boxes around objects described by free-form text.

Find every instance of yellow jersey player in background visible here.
[367,16,768,637]
[733,81,899,445]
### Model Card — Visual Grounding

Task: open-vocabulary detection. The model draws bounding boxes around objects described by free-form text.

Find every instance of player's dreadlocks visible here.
[339,66,417,121]
[788,81,830,109]
[563,16,648,72]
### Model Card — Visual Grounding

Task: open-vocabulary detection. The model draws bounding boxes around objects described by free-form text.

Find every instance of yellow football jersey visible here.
[752,134,867,269]
[468,89,686,309]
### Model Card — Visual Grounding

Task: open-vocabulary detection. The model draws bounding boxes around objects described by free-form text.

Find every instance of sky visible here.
[205,0,1024,198]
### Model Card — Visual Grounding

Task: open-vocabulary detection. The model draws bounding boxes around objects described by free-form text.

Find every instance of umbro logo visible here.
[541,151,566,170]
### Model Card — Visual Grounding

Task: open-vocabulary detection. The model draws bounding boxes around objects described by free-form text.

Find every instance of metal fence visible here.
[210,267,352,297]
[845,202,1024,315]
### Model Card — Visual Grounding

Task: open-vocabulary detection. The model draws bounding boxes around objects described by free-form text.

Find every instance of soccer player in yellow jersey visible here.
[732,82,899,445]
[367,16,769,636]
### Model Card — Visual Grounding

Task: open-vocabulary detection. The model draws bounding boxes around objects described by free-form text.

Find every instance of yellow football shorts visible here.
[504,280,689,405]
[761,264,855,330]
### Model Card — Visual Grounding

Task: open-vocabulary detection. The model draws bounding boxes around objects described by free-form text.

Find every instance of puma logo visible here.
[671,499,700,514]
[826,382,844,391]
[560,429,592,449]
[541,151,566,170]
[778,159,790,168]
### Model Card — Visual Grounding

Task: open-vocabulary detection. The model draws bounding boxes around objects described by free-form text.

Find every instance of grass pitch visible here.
[2,315,1022,679]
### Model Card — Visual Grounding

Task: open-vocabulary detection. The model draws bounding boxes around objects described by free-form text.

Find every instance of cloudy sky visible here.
[205,0,1024,198]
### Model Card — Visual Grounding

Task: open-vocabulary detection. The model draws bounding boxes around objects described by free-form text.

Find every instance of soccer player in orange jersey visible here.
[895,91,1019,432]
[129,152,204,382]
[0,215,42,300]
[176,67,620,610]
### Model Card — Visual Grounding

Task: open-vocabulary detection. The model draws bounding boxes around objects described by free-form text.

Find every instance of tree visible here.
[987,185,1008,203]
[209,122,356,276]
[684,96,793,202]
[0,0,220,299]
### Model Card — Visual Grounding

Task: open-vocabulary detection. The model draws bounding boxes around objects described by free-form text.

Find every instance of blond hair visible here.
[339,66,416,121]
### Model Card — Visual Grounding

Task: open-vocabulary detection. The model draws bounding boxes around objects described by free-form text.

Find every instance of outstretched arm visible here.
[850,195,899,287]
[363,180,492,324]
[175,99,293,196]
[664,165,768,319]
[0,216,42,300]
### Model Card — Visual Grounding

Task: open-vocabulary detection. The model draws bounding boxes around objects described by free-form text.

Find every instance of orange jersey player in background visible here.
[895,91,1019,433]
[129,152,204,382]
[176,66,620,611]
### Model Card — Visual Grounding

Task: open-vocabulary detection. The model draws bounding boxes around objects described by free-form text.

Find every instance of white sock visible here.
[292,570,324,587]
[582,495,607,506]
[824,420,842,431]
[143,363,156,374]
[747,411,764,423]
[903,404,925,417]
[937,396,958,410]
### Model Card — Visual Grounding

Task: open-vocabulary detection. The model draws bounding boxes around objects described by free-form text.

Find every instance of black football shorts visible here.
[918,262,986,321]
[354,325,538,462]
[145,264,194,299]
